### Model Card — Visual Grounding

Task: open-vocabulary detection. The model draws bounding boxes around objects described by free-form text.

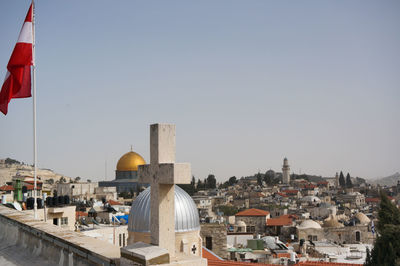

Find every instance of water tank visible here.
[51,196,57,207]
[46,197,52,206]
[36,198,43,209]
[26,197,34,209]
[57,196,64,206]
[64,195,70,205]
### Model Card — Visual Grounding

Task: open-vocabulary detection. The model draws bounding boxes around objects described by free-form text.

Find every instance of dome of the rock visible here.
[116,151,146,171]
[128,185,200,233]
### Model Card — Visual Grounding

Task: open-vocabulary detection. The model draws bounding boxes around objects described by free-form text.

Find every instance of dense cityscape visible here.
[1,150,399,265]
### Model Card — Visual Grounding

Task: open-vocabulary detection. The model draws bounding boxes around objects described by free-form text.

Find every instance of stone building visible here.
[235,208,270,234]
[200,223,227,259]
[296,219,324,241]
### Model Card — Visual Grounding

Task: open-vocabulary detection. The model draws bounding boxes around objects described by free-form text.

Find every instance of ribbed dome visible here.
[354,212,370,225]
[128,185,200,233]
[323,215,344,228]
[298,219,322,229]
[116,151,146,171]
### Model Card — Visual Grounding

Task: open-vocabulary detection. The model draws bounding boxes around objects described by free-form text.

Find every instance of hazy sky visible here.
[0,1,399,182]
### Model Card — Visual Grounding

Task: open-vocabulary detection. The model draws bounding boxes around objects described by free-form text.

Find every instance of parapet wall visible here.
[0,205,120,266]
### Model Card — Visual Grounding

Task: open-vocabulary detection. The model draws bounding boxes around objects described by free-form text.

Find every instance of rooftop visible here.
[235,208,270,217]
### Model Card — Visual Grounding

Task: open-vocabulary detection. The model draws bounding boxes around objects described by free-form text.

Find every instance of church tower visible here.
[282,157,290,184]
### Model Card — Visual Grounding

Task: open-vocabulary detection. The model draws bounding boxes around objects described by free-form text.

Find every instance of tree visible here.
[256,172,262,186]
[5,158,20,165]
[197,178,203,190]
[206,174,217,189]
[365,191,400,266]
[339,171,346,188]
[228,176,237,186]
[75,176,81,183]
[346,173,353,188]
[87,179,91,183]
[59,176,66,183]
[364,247,371,266]
[178,176,197,196]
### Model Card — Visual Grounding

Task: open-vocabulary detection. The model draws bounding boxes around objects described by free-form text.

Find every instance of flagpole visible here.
[32,0,38,220]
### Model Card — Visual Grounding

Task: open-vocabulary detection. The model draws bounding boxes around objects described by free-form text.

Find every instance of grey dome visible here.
[128,185,200,233]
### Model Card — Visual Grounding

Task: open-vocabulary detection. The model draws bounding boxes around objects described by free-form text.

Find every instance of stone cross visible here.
[138,124,191,258]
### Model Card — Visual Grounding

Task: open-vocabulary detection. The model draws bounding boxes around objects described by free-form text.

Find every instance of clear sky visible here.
[0,1,399,182]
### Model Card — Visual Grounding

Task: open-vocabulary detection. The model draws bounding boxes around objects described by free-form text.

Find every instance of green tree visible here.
[206,175,216,189]
[197,178,203,190]
[75,176,81,183]
[364,247,371,266]
[228,176,237,186]
[346,173,353,188]
[256,172,262,186]
[59,176,66,183]
[366,192,400,266]
[339,171,346,188]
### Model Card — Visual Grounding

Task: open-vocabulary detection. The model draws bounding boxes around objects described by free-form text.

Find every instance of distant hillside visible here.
[370,172,400,186]
[0,158,71,185]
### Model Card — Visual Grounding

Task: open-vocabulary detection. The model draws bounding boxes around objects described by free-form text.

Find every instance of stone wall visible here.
[235,216,266,234]
[0,205,120,265]
[324,225,373,244]
[200,223,227,259]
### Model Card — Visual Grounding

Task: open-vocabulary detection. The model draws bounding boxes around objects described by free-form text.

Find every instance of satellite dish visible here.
[13,201,22,211]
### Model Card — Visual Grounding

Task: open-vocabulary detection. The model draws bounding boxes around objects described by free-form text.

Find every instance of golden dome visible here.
[116,151,146,171]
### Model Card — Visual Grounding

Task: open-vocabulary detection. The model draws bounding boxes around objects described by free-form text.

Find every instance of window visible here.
[123,233,126,246]
[312,235,317,241]
[53,218,58,226]
[356,231,361,242]
[308,235,312,241]
[61,217,68,225]
[206,236,212,250]
[119,234,122,247]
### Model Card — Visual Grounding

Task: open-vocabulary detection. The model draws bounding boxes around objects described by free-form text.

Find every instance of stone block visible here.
[150,124,176,164]
[121,242,170,265]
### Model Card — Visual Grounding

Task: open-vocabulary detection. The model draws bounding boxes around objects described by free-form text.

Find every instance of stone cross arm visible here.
[138,163,191,185]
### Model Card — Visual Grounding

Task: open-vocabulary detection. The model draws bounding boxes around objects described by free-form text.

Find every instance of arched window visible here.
[356,231,361,242]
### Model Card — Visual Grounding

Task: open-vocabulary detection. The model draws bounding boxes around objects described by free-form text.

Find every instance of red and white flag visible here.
[0,4,33,115]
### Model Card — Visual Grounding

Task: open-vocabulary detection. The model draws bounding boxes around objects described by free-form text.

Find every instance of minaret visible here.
[282,157,290,184]
[335,172,339,188]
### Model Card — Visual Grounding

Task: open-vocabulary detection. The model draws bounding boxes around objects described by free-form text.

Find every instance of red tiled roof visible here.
[304,184,317,189]
[317,181,329,185]
[208,261,275,266]
[281,214,299,220]
[267,216,293,226]
[202,247,223,261]
[283,189,299,195]
[76,211,88,219]
[298,262,362,266]
[24,180,43,184]
[235,208,270,217]
[108,200,122,205]
[276,192,289,197]
[365,198,379,203]
[0,185,14,191]
[273,253,291,258]
[26,185,42,190]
